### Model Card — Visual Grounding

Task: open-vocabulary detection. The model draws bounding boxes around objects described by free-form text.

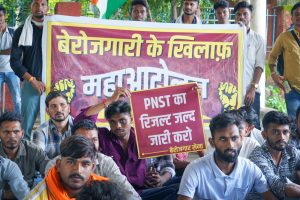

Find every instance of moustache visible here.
[276,140,287,145]
[224,149,237,154]
[7,139,17,143]
[55,112,64,116]
[69,173,84,180]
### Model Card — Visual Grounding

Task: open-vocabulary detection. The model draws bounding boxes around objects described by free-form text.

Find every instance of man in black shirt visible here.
[10,0,49,140]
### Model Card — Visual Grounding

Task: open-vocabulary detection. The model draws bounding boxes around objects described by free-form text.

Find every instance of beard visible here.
[51,112,68,122]
[215,147,240,163]
[183,10,195,16]
[268,139,287,151]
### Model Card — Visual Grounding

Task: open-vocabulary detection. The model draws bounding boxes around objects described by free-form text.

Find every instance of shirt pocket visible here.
[233,187,249,200]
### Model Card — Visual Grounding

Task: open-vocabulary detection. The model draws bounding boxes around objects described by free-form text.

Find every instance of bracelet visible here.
[28,76,35,83]
[102,99,108,108]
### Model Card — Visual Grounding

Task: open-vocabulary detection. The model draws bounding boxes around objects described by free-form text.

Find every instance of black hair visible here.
[31,0,48,3]
[0,111,22,128]
[0,5,6,15]
[131,0,148,11]
[233,1,253,14]
[104,100,131,119]
[225,109,245,132]
[262,111,291,130]
[238,106,258,126]
[291,2,300,15]
[214,0,229,10]
[71,119,97,135]
[45,90,68,107]
[209,112,238,137]
[184,0,199,3]
[60,135,96,160]
[76,180,124,200]
[296,106,300,122]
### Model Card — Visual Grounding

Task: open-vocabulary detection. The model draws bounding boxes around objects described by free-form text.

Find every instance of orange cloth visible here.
[45,166,108,200]
[91,0,98,5]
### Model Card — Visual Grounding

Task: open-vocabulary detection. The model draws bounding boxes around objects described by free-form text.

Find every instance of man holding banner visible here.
[130,0,149,22]
[174,0,201,24]
[74,87,179,200]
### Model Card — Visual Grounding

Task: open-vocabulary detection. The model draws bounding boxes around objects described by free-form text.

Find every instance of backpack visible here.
[277,53,284,76]
[276,30,300,76]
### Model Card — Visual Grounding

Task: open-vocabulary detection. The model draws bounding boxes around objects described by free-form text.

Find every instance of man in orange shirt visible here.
[25,135,108,200]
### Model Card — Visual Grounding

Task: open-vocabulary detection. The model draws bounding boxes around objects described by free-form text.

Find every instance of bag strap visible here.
[291,30,300,47]
[7,27,14,38]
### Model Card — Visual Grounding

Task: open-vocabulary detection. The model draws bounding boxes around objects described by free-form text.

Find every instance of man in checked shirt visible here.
[249,111,300,199]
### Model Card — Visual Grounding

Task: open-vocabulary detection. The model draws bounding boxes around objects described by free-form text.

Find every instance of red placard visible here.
[130,83,206,158]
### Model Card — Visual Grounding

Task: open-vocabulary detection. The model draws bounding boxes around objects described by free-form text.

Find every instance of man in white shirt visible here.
[178,112,276,200]
[234,1,265,130]
[174,0,202,24]
[0,6,20,113]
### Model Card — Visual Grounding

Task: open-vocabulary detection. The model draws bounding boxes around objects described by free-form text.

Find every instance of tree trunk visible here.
[171,0,177,21]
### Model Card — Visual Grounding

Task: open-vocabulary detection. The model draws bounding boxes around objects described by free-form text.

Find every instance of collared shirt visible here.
[45,152,141,200]
[268,29,300,93]
[0,140,49,188]
[178,152,268,199]
[10,23,43,80]
[249,144,300,199]
[174,14,202,24]
[0,27,13,72]
[249,128,265,145]
[0,156,29,200]
[31,116,73,159]
[242,29,265,98]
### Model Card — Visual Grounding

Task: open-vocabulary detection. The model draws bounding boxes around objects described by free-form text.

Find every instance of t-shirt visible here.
[178,153,269,200]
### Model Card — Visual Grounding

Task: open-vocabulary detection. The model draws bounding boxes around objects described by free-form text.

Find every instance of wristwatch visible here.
[251,83,258,89]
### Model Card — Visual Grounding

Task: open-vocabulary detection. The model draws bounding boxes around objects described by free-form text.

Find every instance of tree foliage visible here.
[112,0,213,22]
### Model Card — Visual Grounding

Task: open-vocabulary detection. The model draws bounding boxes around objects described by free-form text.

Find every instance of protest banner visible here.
[131,83,205,158]
[41,15,245,125]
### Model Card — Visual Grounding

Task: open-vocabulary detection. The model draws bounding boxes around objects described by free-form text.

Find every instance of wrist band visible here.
[28,76,35,83]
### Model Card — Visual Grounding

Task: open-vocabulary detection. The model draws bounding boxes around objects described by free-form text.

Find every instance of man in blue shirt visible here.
[0,156,29,199]
[178,112,276,200]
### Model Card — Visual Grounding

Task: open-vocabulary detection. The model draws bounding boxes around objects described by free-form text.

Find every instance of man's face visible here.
[263,123,290,151]
[0,11,6,28]
[46,96,70,123]
[209,124,242,163]
[292,7,300,27]
[0,121,24,150]
[216,7,229,24]
[31,0,48,20]
[74,128,99,151]
[56,156,94,193]
[183,0,198,16]
[108,113,132,140]
[235,8,252,28]
[131,4,147,21]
